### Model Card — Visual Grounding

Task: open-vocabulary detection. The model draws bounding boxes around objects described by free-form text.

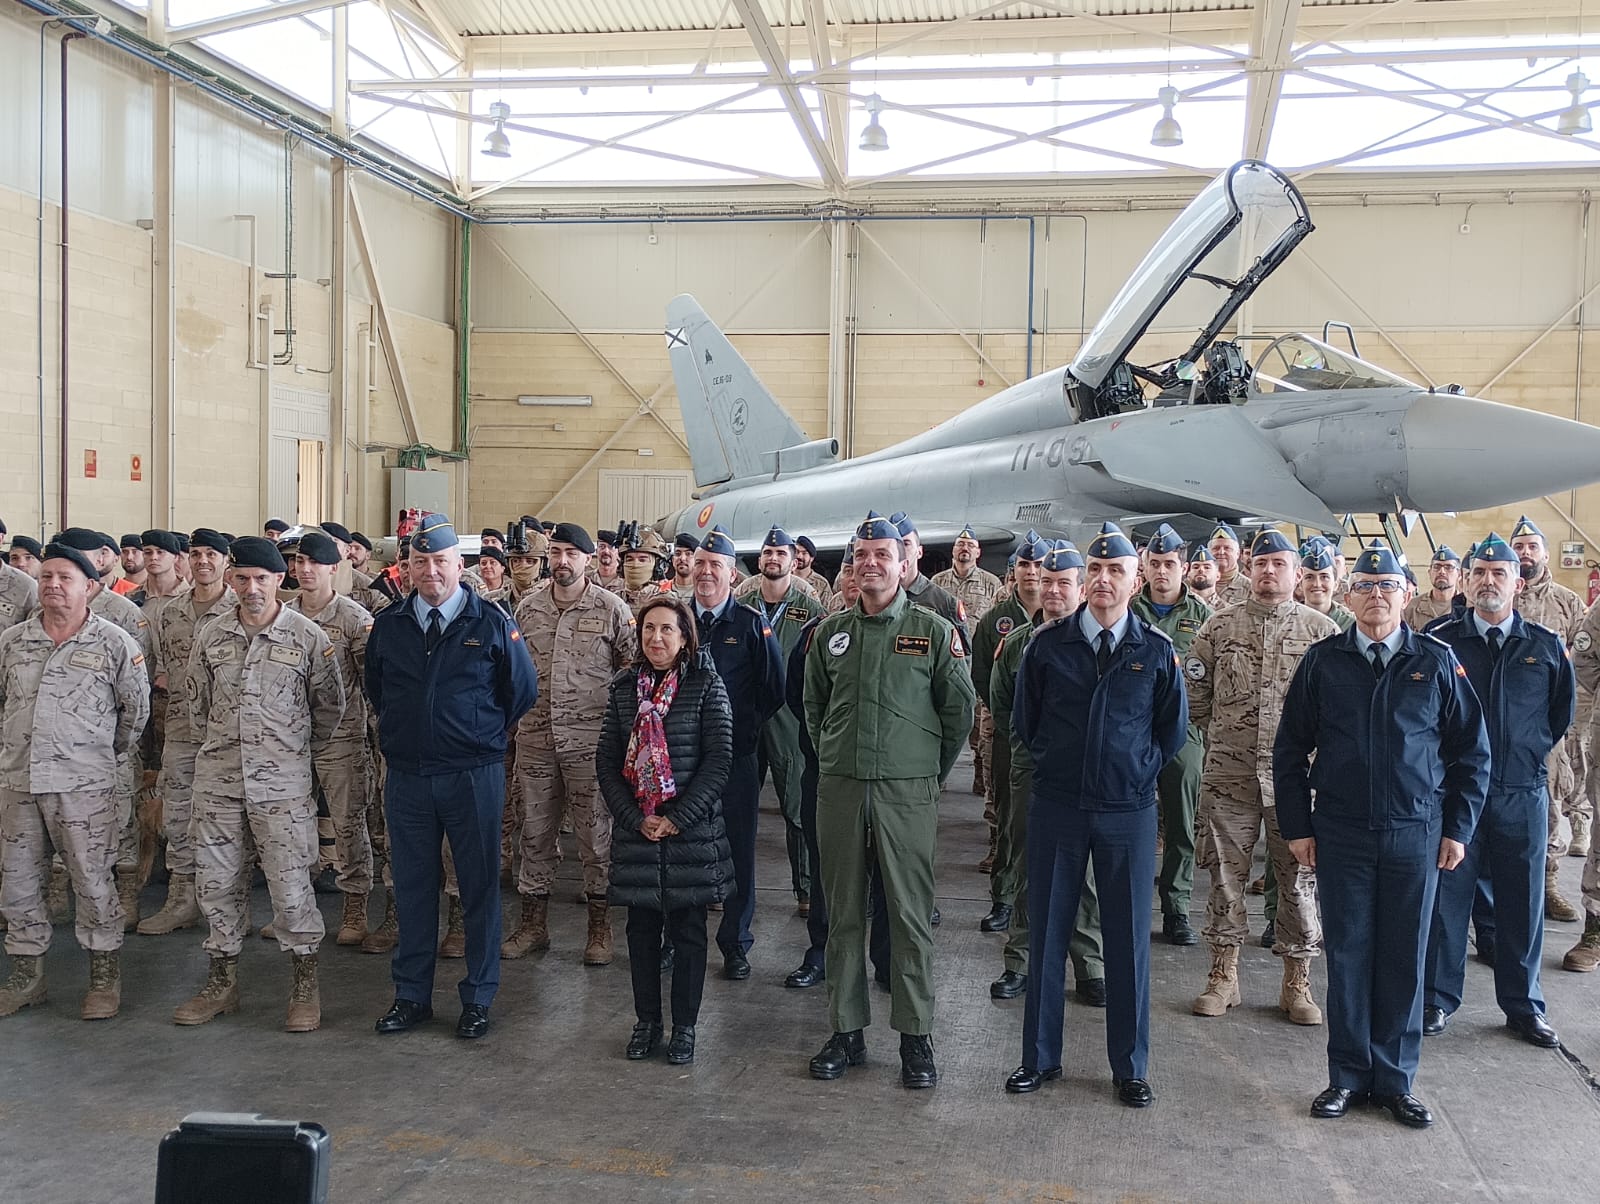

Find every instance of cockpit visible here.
[1250,334,1416,394]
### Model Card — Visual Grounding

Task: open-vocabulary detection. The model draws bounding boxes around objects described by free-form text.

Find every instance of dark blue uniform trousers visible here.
[1426,787,1546,1020]
[716,753,761,957]
[1021,800,1155,1079]
[1315,815,1441,1096]
[386,764,504,1009]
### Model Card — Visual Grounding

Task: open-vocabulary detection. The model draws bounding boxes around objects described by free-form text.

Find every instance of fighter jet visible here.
[658,159,1600,552]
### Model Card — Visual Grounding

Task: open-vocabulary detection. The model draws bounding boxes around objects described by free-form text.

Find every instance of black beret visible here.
[350,531,372,551]
[41,542,99,580]
[228,536,287,573]
[674,533,699,551]
[597,529,618,546]
[54,528,101,553]
[120,533,142,550]
[520,514,540,528]
[141,529,181,555]
[550,522,595,554]
[0,518,6,535]
[10,535,42,559]
[296,531,342,565]
[796,535,817,556]
[319,521,352,543]
[175,533,191,553]
[94,531,118,552]
[480,528,501,542]
[189,528,230,555]
[263,518,290,535]
[478,545,508,570]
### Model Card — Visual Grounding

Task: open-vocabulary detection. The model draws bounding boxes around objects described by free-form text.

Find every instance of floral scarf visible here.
[623,667,680,816]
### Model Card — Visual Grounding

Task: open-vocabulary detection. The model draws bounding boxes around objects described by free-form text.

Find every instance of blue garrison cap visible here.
[956,524,979,542]
[411,513,459,554]
[1352,541,1404,576]
[700,525,738,557]
[1475,533,1518,565]
[1006,552,1018,569]
[1189,543,1214,564]
[1210,521,1239,545]
[841,544,854,567]
[1098,521,1120,536]
[889,511,917,538]
[1147,523,1185,556]
[1088,524,1137,560]
[762,525,795,549]
[1250,528,1297,558]
[856,511,900,542]
[1016,529,1050,563]
[1301,543,1335,572]
[1430,544,1460,564]
[1299,534,1329,555]
[1511,515,1544,541]
[1043,540,1084,572]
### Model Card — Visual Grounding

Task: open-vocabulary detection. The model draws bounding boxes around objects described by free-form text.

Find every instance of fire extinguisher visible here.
[1588,563,1600,606]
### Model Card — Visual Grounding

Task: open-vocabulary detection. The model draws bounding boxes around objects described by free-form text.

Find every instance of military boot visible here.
[438,894,467,959]
[1562,914,1600,972]
[284,953,321,1033]
[1569,813,1592,859]
[336,893,368,947]
[0,954,47,1017]
[47,861,71,924]
[500,894,550,959]
[115,867,141,934]
[1279,956,1323,1025]
[361,890,397,954]
[977,825,997,875]
[137,872,201,935]
[1546,863,1581,922]
[81,950,121,1021]
[583,897,613,967]
[1192,945,1241,1016]
[173,955,239,1025]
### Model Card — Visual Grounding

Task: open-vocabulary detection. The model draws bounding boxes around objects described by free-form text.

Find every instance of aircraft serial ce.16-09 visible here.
[658,159,1600,555]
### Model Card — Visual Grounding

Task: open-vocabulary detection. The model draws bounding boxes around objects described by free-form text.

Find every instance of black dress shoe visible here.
[1371,1092,1433,1128]
[990,970,1027,1000]
[1162,913,1197,946]
[931,907,942,928]
[722,950,751,981]
[1310,1085,1367,1118]
[312,866,339,895]
[1422,1005,1450,1035]
[1506,1013,1561,1048]
[626,1020,662,1060]
[785,963,825,989]
[1004,1065,1061,1094]
[1259,920,1276,949]
[809,1030,866,1080]
[666,1025,696,1064]
[900,1033,938,1089]
[1075,978,1107,1007]
[1474,933,1497,967]
[1114,1077,1154,1108]
[455,1004,490,1039]
[873,967,891,992]
[659,944,675,974]
[979,903,1013,933]
[375,998,433,1034]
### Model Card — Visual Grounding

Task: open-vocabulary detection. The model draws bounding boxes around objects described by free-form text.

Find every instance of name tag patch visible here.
[895,635,931,657]
[68,650,106,671]
[1177,618,1201,634]
[463,638,482,647]
[267,646,305,666]
[577,617,607,634]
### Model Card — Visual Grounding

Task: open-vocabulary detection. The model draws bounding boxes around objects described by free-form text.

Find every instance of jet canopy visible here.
[1069,160,1313,406]
[1251,333,1417,394]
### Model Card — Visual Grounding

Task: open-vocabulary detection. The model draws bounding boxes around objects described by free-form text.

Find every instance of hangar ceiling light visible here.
[1557,71,1593,136]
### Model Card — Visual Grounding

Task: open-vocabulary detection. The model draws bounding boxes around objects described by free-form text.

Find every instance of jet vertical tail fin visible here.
[666,293,818,489]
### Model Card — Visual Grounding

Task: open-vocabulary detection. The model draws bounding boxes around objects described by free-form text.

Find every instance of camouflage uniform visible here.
[619,580,675,615]
[1570,604,1600,925]
[512,581,634,899]
[187,607,345,957]
[972,593,1032,891]
[1519,568,1587,869]
[1185,598,1337,959]
[1215,572,1251,608]
[736,575,828,900]
[0,563,39,631]
[1403,593,1454,630]
[932,565,1004,794]
[287,593,375,894]
[149,586,236,878]
[0,614,148,955]
[90,588,152,873]
[796,567,834,609]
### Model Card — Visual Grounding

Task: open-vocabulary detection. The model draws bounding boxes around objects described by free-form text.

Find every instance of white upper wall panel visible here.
[352,181,457,323]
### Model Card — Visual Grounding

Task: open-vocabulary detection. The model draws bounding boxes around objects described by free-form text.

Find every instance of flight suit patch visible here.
[996,617,1015,635]
[1574,630,1592,652]
[267,646,305,666]
[950,630,966,658]
[69,650,106,670]
[1177,618,1201,634]
[827,632,851,657]
[1183,656,1206,681]
[895,635,931,656]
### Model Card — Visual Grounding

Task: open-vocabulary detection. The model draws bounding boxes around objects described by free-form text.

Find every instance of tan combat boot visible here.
[1562,914,1600,972]
[1546,863,1581,922]
[1569,813,1592,859]
[137,873,201,935]
[47,861,71,924]
[438,894,467,959]
[361,890,397,954]
[81,950,120,1021]
[284,953,321,1033]
[583,897,613,967]
[173,955,240,1025]
[1279,957,1323,1026]
[115,868,141,934]
[336,893,367,947]
[0,954,47,1017]
[1192,945,1241,1016]
[978,826,997,875]
[501,894,550,959]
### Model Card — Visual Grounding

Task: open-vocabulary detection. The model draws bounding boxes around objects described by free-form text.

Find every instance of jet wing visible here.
[730,521,1017,556]
[1089,405,1343,533]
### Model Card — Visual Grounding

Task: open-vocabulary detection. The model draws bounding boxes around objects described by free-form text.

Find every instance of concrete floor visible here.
[2,753,1597,1203]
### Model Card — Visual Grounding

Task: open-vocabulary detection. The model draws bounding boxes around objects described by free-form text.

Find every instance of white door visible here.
[597,469,696,532]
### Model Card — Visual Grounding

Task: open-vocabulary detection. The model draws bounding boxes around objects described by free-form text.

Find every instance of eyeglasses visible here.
[1348,580,1405,594]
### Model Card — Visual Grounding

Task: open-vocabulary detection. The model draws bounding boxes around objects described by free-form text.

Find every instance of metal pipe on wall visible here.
[58,28,83,530]
[35,16,51,538]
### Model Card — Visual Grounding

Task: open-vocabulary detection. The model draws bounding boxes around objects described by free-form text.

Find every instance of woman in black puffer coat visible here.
[597,594,733,1066]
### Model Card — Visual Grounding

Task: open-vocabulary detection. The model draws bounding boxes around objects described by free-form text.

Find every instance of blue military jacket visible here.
[699,598,785,758]
[1425,611,1575,793]
[366,586,539,775]
[1273,624,1489,842]
[1014,605,1187,811]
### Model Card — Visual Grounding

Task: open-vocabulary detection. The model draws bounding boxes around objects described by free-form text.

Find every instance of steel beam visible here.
[729,0,844,192]
[169,0,357,43]
[348,182,422,445]
[1244,0,1301,160]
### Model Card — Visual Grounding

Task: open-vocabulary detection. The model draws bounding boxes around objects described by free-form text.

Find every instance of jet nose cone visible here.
[1401,393,1600,511]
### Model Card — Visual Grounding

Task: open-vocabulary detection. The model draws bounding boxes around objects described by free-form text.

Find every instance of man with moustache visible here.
[934,525,1003,798]
[1403,546,1463,631]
